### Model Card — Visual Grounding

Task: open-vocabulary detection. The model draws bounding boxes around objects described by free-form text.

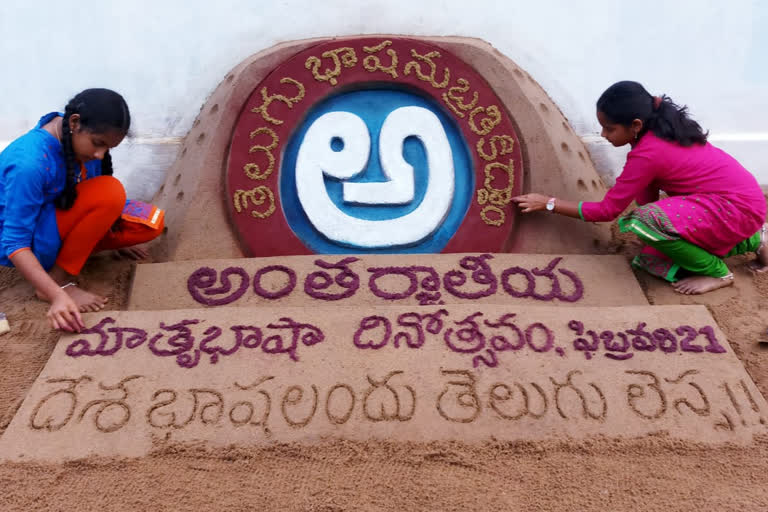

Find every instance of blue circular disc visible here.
[280,88,474,253]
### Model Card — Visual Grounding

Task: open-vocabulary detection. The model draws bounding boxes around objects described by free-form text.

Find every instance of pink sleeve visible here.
[580,152,656,222]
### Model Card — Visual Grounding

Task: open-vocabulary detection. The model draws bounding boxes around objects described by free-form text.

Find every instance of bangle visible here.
[61,282,76,289]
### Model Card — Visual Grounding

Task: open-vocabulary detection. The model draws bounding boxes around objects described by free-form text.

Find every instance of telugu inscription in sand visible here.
[1,304,765,462]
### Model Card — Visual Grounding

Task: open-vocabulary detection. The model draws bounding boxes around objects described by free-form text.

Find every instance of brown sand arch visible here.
[150,35,612,261]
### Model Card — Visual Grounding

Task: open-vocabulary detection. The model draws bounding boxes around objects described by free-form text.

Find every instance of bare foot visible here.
[748,224,768,273]
[37,284,108,312]
[671,274,734,295]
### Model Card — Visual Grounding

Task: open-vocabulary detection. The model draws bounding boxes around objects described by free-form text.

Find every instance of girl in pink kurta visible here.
[513,81,768,295]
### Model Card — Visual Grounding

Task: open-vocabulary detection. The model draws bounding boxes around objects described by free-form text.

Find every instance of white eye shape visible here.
[295,107,455,248]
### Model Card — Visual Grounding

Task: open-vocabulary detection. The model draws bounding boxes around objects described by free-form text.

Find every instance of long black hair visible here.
[596,81,707,147]
[55,88,131,210]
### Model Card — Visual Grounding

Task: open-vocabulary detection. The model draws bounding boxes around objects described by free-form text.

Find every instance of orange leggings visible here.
[55,176,164,275]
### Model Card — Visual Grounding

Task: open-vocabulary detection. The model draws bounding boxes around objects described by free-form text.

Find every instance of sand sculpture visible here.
[149,36,614,261]
[2,36,766,463]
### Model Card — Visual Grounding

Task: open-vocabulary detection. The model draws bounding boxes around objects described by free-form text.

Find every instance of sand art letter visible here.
[550,370,607,421]
[147,388,224,430]
[484,313,526,353]
[367,265,442,305]
[404,49,450,88]
[664,370,710,417]
[650,328,677,353]
[362,370,416,422]
[262,317,325,362]
[443,254,498,300]
[188,266,250,306]
[442,78,478,118]
[229,376,274,435]
[392,309,449,349]
[362,40,399,78]
[305,47,358,85]
[436,369,481,423]
[488,381,549,421]
[443,312,498,368]
[76,375,142,433]
[500,257,584,302]
[250,77,306,126]
[281,385,319,428]
[625,370,668,420]
[253,264,297,299]
[148,319,201,368]
[29,376,92,432]
[198,326,235,365]
[325,384,357,425]
[353,315,392,350]
[304,257,360,300]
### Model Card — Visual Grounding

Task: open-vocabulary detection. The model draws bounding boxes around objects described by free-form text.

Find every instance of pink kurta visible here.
[580,132,766,256]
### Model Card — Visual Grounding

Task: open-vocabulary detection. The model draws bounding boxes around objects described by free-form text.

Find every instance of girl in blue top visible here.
[0,89,164,332]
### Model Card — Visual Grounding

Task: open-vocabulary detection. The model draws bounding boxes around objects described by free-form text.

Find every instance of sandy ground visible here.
[1,236,767,511]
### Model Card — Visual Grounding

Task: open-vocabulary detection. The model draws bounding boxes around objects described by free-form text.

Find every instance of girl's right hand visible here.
[47,291,85,333]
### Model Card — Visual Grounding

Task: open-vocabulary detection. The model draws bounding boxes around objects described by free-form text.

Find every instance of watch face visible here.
[546,200,555,210]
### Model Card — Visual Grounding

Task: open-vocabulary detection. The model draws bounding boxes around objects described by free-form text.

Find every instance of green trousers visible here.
[620,218,761,281]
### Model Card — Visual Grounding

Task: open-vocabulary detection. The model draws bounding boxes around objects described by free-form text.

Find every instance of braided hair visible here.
[55,89,131,210]
[596,81,708,147]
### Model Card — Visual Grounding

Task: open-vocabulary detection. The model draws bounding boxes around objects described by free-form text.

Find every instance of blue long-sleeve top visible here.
[0,112,103,270]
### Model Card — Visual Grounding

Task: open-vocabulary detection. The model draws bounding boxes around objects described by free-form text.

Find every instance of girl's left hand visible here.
[512,193,549,213]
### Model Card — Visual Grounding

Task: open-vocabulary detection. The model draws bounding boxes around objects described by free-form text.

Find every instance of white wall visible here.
[1,0,766,199]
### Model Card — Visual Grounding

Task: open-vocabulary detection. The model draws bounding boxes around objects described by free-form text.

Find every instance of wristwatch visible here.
[546,197,556,211]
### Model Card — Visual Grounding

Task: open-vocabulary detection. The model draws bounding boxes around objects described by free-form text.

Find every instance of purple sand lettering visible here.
[254,265,297,299]
[304,257,359,300]
[354,315,392,349]
[602,331,633,360]
[263,317,324,361]
[627,322,656,352]
[472,349,498,368]
[230,325,263,349]
[500,258,584,302]
[651,328,677,354]
[550,261,584,302]
[484,313,525,352]
[423,309,449,334]
[412,267,442,305]
[525,322,555,353]
[176,348,201,369]
[676,325,702,352]
[698,326,727,353]
[530,257,584,302]
[148,319,200,369]
[66,317,118,357]
[393,312,426,348]
[367,266,441,304]
[187,266,249,306]
[569,320,598,360]
[444,312,485,354]
[200,326,238,364]
[108,326,148,350]
[443,254,498,299]
[555,347,566,357]
[500,266,535,298]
